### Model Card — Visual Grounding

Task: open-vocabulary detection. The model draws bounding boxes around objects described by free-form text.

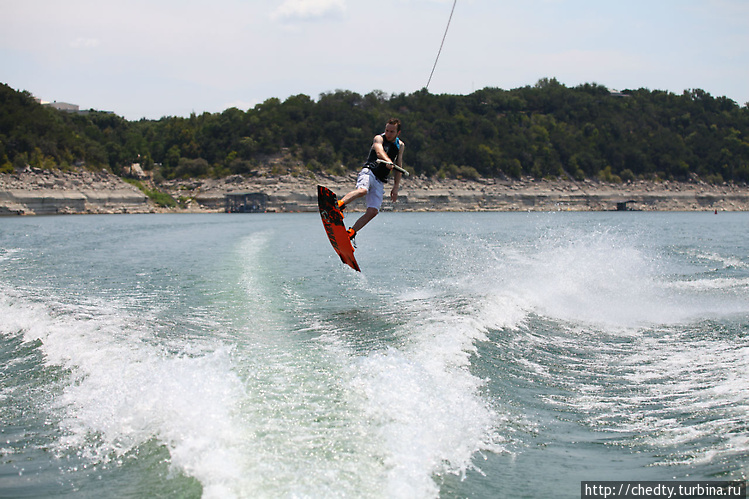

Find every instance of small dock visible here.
[616,200,638,211]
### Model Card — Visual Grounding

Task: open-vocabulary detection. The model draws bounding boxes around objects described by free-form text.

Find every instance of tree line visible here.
[2,79,748,183]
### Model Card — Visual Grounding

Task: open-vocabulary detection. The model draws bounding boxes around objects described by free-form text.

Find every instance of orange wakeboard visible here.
[317,185,360,272]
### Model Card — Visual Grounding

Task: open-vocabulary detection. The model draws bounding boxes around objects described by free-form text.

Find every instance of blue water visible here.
[1,212,747,498]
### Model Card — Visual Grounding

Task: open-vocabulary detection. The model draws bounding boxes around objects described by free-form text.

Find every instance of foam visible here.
[605,335,749,465]
[665,276,749,291]
[1,286,249,497]
[474,226,749,331]
[346,302,504,497]
[684,248,748,270]
[435,221,749,471]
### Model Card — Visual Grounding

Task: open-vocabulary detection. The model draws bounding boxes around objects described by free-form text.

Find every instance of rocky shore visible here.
[0,168,150,215]
[2,167,748,215]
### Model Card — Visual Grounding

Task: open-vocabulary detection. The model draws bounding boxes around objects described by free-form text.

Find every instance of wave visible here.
[0,285,249,497]
[3,213,747,497]
[683,248,748,270]
[456,222,749,476]
[468,225,749,331]
[665,276,749,291]
[342,291,505,497]
[546,323,749,469]
[1,230,506,498]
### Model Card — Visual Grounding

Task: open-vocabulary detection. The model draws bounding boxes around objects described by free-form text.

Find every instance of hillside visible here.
[2,80,748,186]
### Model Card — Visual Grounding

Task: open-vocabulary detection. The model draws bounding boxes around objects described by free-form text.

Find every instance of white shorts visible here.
[356,168,384,209]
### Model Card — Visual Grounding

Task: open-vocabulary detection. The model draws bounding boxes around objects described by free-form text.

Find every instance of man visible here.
[337,118,405,244]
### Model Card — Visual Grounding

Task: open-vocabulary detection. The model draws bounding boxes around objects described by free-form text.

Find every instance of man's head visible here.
[384,118,401,142]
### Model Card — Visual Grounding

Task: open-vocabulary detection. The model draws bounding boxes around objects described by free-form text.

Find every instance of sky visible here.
[2,0,748,121]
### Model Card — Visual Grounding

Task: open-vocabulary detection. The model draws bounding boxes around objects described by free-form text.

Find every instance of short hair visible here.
[387,118,401,132]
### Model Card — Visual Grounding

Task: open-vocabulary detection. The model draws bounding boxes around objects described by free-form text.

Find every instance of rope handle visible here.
[376,159,410,177]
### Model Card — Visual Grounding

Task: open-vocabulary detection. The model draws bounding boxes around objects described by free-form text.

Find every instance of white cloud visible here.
[271,0,346,22]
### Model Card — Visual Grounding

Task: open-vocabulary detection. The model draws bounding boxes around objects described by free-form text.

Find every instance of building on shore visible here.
[225,192,268,213]
[44,101,80,112]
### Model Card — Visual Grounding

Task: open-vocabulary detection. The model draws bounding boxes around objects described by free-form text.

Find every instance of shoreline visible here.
[2,168,748,215]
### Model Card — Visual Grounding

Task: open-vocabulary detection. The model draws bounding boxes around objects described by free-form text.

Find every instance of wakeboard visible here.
[317,185,360,272]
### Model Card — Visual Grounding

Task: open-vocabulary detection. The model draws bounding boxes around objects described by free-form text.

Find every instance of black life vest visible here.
[365,134,401,182]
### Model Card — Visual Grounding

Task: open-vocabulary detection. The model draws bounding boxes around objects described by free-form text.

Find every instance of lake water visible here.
[1,211,747,498]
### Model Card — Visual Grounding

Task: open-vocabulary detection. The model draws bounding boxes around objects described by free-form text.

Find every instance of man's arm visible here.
[395,140,405,168]
[391,141,405,202]
[372,135,391,163]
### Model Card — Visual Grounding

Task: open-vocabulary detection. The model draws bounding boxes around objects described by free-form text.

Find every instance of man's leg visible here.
[339,187,367,207]
[351,207,378,233]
